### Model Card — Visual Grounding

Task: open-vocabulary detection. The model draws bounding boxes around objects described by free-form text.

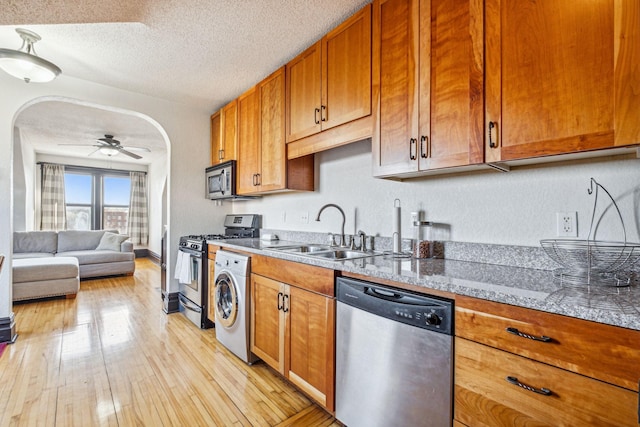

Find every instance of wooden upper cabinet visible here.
[286,4,372,144]
[237,67,314,196]
[210,111,222,165]
[485,0,640,162]
[210,99,238,166]
[237,86,260,194]
[322,4,372,132]
[428,0,484,170]
[258,68,288,192]
[373,0,484,177]
[372,0,418,175]
[287,42,322,142]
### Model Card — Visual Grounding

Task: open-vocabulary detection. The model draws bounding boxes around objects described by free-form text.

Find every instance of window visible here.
[64,168,131,234]
[103,176,131,234]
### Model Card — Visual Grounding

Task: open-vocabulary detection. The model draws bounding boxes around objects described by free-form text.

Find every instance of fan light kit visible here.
[99,146,120,157]
[0,28,61,83]
[58,134,150,160]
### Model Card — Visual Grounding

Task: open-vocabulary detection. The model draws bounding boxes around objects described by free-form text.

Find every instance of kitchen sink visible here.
[267,244,380,260]
[273,244,332,253]
[307,249,378,260]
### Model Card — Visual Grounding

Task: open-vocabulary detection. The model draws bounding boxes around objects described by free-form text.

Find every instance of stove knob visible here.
[426,313,441,326]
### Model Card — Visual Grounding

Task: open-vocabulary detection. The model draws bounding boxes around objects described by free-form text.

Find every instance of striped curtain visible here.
[40,164,67,231]
[127,171,149,245]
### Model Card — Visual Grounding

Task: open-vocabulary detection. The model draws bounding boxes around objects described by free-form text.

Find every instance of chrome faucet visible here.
[315,203,346,247]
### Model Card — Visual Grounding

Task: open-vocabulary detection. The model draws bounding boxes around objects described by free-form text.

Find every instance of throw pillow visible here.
[96,232,129,251]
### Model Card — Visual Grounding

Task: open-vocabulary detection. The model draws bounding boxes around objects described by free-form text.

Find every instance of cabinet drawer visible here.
[455,338,638,427]
[456,295,640,391]
[251,254,335,297]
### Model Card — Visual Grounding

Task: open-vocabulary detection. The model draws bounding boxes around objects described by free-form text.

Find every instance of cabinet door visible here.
[288,286,335,412]
[220,100,238,162]
[250,274,286,373]
[455,338,639,427]
[210,111,222,165]
[237,87,261,194]
[286,41,322,142]
[426,0,484,169]
[485,0,640,162]
[322,4,372,132]
[259,67,287,192]
[373,0,419,176]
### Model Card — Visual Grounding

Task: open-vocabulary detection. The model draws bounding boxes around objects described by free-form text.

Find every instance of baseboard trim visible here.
[147,250,160,265]
[134,248,150,259]
[0,313,18,344]
[162,291,180,314]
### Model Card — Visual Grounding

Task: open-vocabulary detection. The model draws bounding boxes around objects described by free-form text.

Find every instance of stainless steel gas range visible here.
[176,214,260,329]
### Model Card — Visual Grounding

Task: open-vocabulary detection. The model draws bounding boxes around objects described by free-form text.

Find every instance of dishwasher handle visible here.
[364,285,440,307]
[365,286,403,300]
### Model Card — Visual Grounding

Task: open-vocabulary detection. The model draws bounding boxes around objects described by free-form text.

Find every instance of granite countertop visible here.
[209,237,640,331]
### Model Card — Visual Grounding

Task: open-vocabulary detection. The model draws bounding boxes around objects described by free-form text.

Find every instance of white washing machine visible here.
[213,250,259,364]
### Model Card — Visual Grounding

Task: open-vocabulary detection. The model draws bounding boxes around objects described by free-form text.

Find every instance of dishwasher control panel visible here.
[337,277,453,335]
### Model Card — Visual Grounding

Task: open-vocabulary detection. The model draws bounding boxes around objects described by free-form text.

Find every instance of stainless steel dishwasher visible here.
[335,277,453,427]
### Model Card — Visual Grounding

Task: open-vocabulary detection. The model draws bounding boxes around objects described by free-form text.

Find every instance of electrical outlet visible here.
[556,212,578,237]
[281,211,286,223]
[300,211,309,224]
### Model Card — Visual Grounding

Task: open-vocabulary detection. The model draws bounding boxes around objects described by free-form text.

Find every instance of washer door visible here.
[215,272,238,328]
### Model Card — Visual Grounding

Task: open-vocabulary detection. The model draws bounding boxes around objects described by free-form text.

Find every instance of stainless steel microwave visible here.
[205,160,235,200]
[205,160,257,200]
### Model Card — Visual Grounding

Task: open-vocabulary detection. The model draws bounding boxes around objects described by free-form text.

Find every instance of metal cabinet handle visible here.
[506,376,552,396]
[506,327,552,343]
[277,292,283,310]
[256,173,261,186]
[283,294,289,313]
[488,121,498,148]
[321,105,327,122]
[409,138,417,160]
[420,135,428,158]
[314,108,320,125]
[219,149,224,160]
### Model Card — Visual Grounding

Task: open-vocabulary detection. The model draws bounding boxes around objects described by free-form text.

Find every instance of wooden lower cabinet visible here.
[454,295,640,427]
[250,270,336,411]
[455,338,638,427]
[456,295,640,391]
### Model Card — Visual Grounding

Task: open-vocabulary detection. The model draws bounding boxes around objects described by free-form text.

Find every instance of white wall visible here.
[233,139,640,247]
[0,72,230,322]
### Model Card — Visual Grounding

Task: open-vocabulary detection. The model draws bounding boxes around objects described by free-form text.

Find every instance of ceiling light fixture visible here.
[0,28,62,83]
[99,146,120,157]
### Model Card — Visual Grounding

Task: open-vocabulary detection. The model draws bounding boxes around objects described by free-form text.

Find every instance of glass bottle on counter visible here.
[413,220,433,259]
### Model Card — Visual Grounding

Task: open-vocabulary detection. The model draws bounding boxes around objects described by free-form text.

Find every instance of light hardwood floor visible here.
[0,258,341,427]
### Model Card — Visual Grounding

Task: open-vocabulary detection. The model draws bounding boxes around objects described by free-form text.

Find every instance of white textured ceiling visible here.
[3,0,369,164]
[1,0,370,110]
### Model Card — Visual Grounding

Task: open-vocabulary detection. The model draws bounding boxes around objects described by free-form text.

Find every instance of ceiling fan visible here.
[60,134,150,159]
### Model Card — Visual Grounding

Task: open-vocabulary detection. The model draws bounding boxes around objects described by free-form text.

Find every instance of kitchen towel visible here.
[174,251,192,284]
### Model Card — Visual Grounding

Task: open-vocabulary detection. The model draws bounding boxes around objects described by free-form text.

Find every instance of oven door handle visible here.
[179,294,202,313]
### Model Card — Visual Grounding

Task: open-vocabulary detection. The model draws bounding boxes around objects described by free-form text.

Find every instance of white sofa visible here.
[12,230,135,301]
